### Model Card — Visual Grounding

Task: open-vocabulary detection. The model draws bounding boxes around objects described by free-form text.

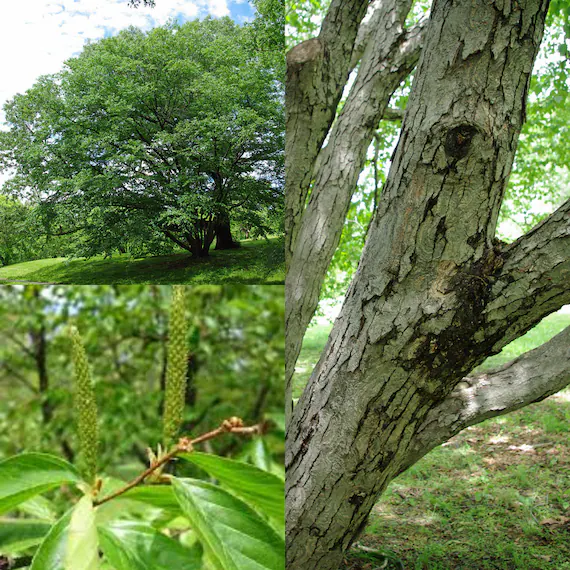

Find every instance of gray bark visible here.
[403,324,570,472]
[285,0,370,264]
[286,0,426,421]
[285,0,565,567]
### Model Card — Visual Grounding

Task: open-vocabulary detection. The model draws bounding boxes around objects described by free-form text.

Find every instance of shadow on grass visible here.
[0,238,285,285]
[355,391,570,569]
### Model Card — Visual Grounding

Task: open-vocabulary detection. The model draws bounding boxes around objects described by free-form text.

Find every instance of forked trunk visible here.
[286,0,554,567]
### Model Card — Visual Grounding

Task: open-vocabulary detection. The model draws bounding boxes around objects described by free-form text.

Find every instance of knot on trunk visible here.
[444,124,478,159]
[286,38,323,69]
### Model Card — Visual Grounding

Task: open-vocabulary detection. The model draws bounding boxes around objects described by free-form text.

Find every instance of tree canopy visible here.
[1,17,284,258]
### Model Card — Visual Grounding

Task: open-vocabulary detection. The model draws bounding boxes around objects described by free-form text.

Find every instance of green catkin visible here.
[162,285,189,447]
[68,326,100,485]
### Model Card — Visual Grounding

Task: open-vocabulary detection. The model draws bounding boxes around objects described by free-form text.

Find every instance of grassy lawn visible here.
[294,310,570,570]
[0,238,284,285]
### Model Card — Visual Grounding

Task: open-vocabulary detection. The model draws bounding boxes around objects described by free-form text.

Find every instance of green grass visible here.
[0,238,284,285]
[294,310,570,570]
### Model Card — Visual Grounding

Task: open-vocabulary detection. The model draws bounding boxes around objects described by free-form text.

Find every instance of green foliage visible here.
[1,18,283,259]
[0,197,70,267]
[180,452,285,531]
[0,519,52,555]
[286,0,329,44]
[163,286,189,446]
[98,521,203,570]
[65,496,98,570]
[0,454,80,515]
[29,508,74,570]
[0,285,284,569]
[0,452,285,568]
[172,478,285,570]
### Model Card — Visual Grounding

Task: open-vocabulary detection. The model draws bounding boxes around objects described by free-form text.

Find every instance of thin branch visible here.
[93,418,264,507]
[0,362,38,393]
[381,107,405,121]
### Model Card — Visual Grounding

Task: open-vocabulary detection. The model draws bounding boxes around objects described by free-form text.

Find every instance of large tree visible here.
[0,18,283,258]
[285,0,570,567]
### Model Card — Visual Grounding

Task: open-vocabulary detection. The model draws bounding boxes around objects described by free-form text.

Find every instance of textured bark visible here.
[402,324,570,471]
[286,0,560,567]
[285,0,426,420]
[285,0,370,264]
[214,214,240,250]
[31,323,51,425]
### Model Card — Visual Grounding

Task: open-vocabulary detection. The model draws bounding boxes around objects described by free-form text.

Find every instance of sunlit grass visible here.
[0,238,284,285]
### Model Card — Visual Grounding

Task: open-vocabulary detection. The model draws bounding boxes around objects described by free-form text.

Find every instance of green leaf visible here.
[98,521,203,570]
[30,509,73,570]
[17,495,58,521]
[121,485,183,513]
[180,452,284,531]
[0,453,82,515]
[30,497,99,570]
[65,496,99,570]
[0,519,52,554]
[172,478,285,570]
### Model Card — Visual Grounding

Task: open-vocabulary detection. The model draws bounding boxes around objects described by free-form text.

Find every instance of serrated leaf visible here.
[0,454,82,515]
[180,452,284,531]
[172,478,284,570]
[0,518,52,554]
[98,521,202,570]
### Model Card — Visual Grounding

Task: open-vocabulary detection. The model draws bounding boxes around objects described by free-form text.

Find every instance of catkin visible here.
[69,325,100,485]
[162,285,189,447]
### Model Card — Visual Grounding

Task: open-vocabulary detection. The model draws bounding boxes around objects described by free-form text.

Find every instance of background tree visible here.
[0,18,284,258]
[285,0,570,567]
[0,285,284,474]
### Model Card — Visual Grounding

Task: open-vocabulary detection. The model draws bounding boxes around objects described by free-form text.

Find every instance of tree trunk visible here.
[214,214,240,250]
[285,0,425,419]
[31,323,51,425]
[285,0,568,568]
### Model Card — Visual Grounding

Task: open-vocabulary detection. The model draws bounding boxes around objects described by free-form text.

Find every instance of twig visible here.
[93,418,263,507]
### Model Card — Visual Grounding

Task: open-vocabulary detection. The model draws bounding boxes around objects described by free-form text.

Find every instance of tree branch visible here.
[93,418,264,507]
[484,197,570,352]
[285,0,371,264]
[403,325,570,472]
[349,0,420,71]
[0,361,38,393]
[286,17,425,422]
[381,107,405,121]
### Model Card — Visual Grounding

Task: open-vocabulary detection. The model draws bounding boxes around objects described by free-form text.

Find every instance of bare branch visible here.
[403,325,570,472]
[285,0,371,264]
[94,418,264,507]
[484,197,570,351]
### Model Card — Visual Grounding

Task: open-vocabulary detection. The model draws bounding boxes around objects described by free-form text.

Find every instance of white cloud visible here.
[0,0,232,123]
